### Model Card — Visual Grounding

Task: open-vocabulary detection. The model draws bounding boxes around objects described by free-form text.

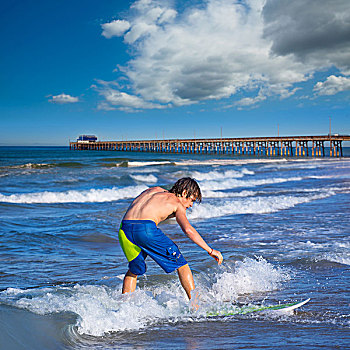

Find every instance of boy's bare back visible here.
[123,187,181,225]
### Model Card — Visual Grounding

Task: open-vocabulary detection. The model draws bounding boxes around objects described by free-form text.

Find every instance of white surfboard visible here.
[271,298,311,314]
[207,298,311,317]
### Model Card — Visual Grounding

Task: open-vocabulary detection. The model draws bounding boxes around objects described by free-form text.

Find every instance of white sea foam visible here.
[1,285,177,335]
[9,285,170,335]
[130,174,158,183]
[188,191,334,219]
[120,161,174,167]
[289,241,350,266]
[0,185,148,204]
[175,159,291,166]
[335,242,350,249]
[128,167,160,173]
[1,257,290,336]
[191,168,254,181]
[309,175,344,179]
[322,253,350,266]
[199,176,303,191]
[5,163,53,169]
[209,257,291,302]
[202,190,257,198]
[255,239,350,265]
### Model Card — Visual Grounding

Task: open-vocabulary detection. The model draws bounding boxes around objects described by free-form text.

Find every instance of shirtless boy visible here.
[118,177,223,300]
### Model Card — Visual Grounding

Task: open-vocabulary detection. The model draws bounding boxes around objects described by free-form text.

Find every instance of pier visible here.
[70,135,350,157]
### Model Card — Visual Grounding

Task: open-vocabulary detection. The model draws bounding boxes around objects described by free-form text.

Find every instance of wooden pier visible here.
[70,135,350,157]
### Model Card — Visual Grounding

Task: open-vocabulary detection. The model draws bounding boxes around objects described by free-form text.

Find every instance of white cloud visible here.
[96,82,167,112]
[98,0,350,111]
[314,75,350,96]
[235,94,266,108]
[123,4,177,44]
[102,1,176,43]
[49,93,79,104]
[101,20,131,39]
[158,8,177,24]
[124,22,157,44]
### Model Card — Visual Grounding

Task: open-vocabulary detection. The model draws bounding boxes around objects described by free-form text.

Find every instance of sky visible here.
[1,0,350,146]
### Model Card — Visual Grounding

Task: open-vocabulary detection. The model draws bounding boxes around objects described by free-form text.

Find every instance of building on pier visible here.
[70,135,350,157]
[77,135,97,143]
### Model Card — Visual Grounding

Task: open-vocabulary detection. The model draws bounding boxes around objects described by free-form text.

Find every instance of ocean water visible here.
[0,147,349,350]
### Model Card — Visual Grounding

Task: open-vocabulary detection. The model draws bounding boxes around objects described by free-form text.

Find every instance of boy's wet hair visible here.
[169,177,202,203]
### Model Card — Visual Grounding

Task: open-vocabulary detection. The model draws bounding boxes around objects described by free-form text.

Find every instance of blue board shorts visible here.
[118,220,187,275]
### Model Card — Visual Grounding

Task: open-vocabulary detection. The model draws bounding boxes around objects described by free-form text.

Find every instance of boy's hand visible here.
[209,249,223,264]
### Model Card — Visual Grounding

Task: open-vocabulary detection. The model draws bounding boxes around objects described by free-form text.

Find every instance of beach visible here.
[0,147,349,349]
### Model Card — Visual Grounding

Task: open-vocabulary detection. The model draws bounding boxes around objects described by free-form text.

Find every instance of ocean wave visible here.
[0,257,290,336]
[202,186,347,199]
[2,162,87,170]
[5,163,53,169]
[335,242,350,249]
[209,257,291,301]
[191,168,254,181]
[253,240,350,267]
[188,191,334,219]
[118,161,176,167]
[173,158,332,167]
[1,285,184,335]
[0,185,148,204]
[174,159,290,166]
[202,189,257,198]
[321,253,350,266]
[199,176,304,191]
[130,174,158,183]
[55,162,87,168]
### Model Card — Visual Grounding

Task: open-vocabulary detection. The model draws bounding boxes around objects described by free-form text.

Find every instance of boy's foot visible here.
[189,289,200,311]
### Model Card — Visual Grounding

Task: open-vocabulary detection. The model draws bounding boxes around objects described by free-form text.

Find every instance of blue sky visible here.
[1,0,350,146]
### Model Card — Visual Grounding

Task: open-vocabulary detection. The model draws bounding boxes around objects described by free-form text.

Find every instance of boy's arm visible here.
[175,206,223,264]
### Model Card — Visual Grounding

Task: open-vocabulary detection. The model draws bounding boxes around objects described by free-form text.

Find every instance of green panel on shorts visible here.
[118,226,141,262]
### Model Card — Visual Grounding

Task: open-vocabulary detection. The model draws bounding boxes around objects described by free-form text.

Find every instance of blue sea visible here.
[0,147,349,349]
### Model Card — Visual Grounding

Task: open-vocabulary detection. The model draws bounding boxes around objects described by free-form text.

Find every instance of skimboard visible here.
[207,298,310,317]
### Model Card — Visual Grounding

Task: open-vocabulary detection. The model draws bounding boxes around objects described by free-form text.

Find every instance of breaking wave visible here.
[0,257,290,336]
[130,174,158,183]
[199,176,304,191]
[3,162,86,169]
[202,189,257,198]
[118,161,175,167]
[191,168,254,181]
[174,159,291,166]
[321,253,350,266]
[0,185,148,204]
[209,257,291,302]
[189,191,335,219]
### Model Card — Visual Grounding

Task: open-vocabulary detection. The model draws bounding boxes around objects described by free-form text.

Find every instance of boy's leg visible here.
[122,270,138,294]
[177,264,195,299]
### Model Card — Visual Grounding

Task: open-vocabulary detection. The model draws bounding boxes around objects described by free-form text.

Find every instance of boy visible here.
[119,177,223,300]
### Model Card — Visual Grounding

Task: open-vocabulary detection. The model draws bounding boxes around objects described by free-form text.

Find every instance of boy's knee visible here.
[125,270,138,278]
[177,263,190,274]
